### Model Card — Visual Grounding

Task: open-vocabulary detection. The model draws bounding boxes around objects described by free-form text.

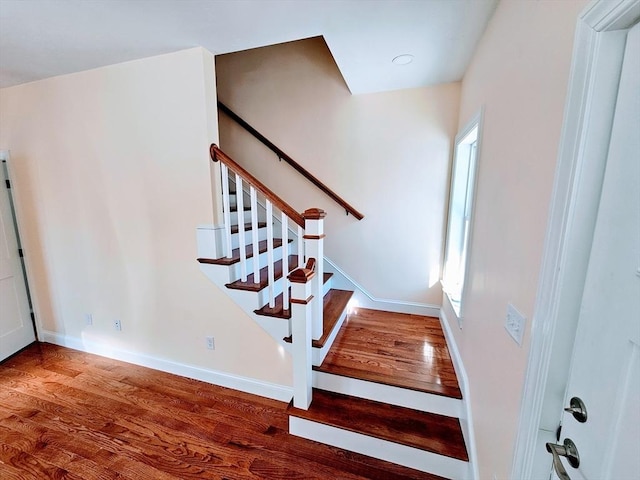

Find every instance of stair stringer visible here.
[197,225,342,356]
[311,306,347,366]
[198,261,292,346]
[198,223,292,345]
[324,257,441,317]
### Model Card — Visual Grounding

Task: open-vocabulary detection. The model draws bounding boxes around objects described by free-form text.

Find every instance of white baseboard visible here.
[439,305,479,480]
[324,256,441,317]
[289,416,470,480]
[40,330,293,402]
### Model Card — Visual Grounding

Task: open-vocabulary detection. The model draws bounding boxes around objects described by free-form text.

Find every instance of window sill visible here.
[443,291,463,329]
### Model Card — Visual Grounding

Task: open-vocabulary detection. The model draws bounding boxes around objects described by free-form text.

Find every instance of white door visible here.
[547,22,640,480]
[0,151,35,361]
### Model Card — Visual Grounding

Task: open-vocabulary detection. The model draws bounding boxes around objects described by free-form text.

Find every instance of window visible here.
[442,111,482,320]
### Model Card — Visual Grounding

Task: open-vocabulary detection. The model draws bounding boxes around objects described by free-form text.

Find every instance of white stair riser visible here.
[289,416,470,480]
[230,226,269,249]
[232,209,263,225]
[231,234,300,259]
[313,371,463,418]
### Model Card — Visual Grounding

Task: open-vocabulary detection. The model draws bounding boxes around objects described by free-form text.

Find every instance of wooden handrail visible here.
[217,101,364,220]
[210,144,305,228]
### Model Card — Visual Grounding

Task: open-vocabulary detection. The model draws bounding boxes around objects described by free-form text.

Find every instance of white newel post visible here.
[289,261,316,409]
[302,209,325,340]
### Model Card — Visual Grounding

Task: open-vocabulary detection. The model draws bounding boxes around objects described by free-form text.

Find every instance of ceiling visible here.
[0,0,498,94]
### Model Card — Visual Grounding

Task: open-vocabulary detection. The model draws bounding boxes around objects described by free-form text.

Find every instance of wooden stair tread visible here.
[197,239,289,266]
[315,308,463,399]
[288,389,468,461]
[255,272,336,320]
[313,363,462,399]
[230,222,267,234]
[284,289,353,348]
[227,255,298,292]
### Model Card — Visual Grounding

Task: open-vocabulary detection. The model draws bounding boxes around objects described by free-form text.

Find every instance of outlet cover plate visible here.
[206,336,215,350]
[84,313,93,326]
[114,319,122,331]
[505,303,526,346]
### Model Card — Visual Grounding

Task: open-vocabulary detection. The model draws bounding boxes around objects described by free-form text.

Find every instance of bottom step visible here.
[288,389,469,480]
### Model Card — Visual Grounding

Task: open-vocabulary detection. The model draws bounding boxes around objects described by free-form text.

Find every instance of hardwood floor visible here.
[0,343,444,480]
[315,308,462,399]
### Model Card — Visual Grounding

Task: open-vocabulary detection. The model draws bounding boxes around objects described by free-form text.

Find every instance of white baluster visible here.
[266,200,275,308]
[281,212,289,311]
[221,164,233,258]
[235,173,247,281]
[297,225,304,268]
[250,186,260,284]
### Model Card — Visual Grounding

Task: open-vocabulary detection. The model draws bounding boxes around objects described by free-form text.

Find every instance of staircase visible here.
[197,144,471,480]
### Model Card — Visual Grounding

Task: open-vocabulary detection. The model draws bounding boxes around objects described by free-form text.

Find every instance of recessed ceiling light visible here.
[392,54,414,65]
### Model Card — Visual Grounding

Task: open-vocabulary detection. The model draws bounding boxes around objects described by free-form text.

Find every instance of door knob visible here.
[564,396,588,423]
[546,438,580,480]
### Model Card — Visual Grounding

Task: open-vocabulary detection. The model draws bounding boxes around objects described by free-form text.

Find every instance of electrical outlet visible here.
[505,303,526,346]
[84,313,93,326]
[114,319,122,331]
[206,336,215,350]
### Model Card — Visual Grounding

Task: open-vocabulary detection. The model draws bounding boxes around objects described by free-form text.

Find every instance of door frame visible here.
[511,0,640,477]
[0,150,41,344]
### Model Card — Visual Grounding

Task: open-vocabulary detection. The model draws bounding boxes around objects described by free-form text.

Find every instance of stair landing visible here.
[315,308,462,399]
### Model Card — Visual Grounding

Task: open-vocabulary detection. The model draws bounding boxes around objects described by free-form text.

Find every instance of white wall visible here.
[216,37,460,307]
[442,0,588,478]
[0,48,292,389]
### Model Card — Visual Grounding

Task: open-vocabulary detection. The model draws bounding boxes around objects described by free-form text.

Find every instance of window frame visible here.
[442,108,484,325]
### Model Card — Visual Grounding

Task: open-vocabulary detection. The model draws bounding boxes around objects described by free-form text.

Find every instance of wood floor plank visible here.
[0,440,83,479]
[317,308,463,398]
[1,343,444,480]
[0,421,132,480]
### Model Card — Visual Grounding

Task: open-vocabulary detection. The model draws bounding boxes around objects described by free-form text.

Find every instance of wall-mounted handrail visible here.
[217,101,364,220]
[210,144,305,228]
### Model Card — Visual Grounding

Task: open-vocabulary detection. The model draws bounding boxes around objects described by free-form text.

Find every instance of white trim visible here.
[441,107,484,323]
[324,256,441,317]
[440,304,479,480]
[40,330,293,402]
[289,416,470,480]
[313,370,463,418]
[511,1,640,478]
[311,307,348,366]
[0,150,44,342]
